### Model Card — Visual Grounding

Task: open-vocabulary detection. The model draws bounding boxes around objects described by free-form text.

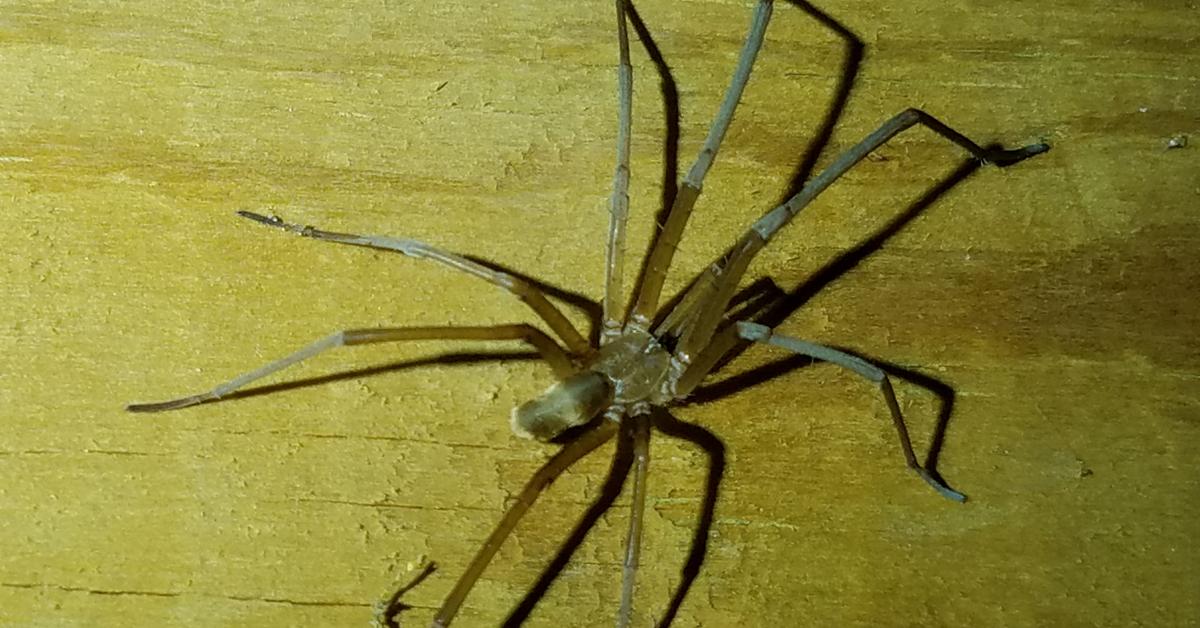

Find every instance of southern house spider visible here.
[129,0,1049,625]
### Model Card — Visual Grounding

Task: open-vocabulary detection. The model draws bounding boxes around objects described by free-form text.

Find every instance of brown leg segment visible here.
[603,0,634,340]
[617,412,652,627]
[626,0,774,326]
[431,420,619,627]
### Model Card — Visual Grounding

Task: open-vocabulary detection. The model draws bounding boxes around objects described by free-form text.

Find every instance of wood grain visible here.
[1,1,1196,626]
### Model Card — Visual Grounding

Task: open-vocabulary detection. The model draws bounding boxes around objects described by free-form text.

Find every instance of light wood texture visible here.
[1,1,1196,626]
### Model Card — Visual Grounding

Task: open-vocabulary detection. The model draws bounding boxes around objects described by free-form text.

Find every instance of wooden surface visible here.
[2,1,1197,626]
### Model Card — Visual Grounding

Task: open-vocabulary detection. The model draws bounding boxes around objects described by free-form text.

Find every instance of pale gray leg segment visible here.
[604,0,634,342]
[751,108,1050,245]
[676,110,1049,361]
[736,322,966,502]
[237,211,591,355]
[127,324,575,412]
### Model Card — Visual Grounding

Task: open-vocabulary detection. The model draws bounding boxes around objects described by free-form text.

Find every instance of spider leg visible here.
[626,0,774,326]
[674,319,744,397]
[617,411,652,628]
[603,0,634,342]
[715,321,965,501]
[126,324,575,412]
[651,266,717,341]
[432,420,618,627]
[237,211,591,355]
[503,417,635,624]
[674,109,1050,359]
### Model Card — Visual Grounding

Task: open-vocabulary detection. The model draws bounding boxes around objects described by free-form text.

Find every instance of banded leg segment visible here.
[675,109,1050,359]
[728,322,966,502]
[126,324,575,413]
[627,0,774,325]
[432,421,618,627]
[603,0,634,341]
[237,211,591,355]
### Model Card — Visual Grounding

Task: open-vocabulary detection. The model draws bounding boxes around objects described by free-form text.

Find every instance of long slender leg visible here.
[603,0,634,343]
[503,417,635,625]
[126,324,575,412]
[626,0,774,326]
[237,211,591,355]
[727,321,965,501]
[432,420,618,627]
[617,412,651,628]
[674,109,1050,359]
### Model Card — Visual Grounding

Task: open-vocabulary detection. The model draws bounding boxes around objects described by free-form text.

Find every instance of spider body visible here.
[513,324,683,441]
[129,1,1049,625]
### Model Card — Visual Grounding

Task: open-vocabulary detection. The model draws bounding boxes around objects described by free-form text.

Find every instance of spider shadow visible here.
[779,0,864,203]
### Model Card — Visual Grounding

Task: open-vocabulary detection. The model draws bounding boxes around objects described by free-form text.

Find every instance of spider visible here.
[129,0,1049,625]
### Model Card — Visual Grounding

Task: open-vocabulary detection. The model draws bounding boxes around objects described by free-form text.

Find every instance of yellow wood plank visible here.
[1,1,1196,626]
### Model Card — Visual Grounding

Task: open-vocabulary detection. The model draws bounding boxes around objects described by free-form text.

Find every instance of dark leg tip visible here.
[986,141,1051,167]
[127,402,169,413]
[915,467,967,503]
[236,210,281,227]
[126,395,206,413]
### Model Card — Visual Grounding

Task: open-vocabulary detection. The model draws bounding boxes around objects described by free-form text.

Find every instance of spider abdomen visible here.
[510,371,613,442]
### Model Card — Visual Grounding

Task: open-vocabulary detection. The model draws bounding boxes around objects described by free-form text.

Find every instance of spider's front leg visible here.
[625,0,774,327]
[603,0,634,339]
[237,211,592,356]
[673,109,1050,359]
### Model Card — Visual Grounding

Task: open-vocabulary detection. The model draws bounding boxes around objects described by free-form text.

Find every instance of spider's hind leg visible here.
[729,321,966,502]
[617,411,652,628]
[432,421,618,626]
